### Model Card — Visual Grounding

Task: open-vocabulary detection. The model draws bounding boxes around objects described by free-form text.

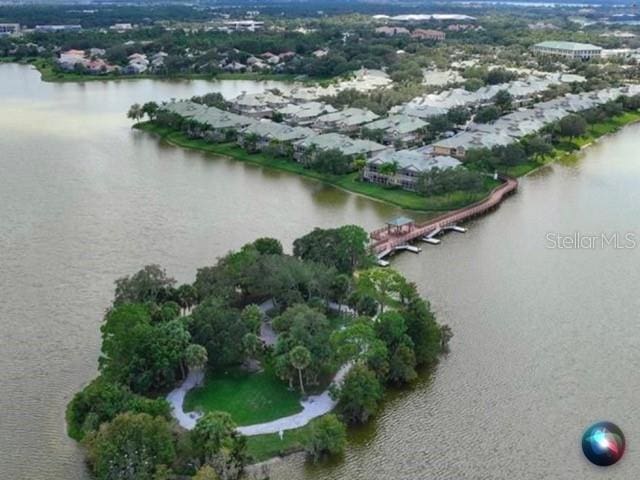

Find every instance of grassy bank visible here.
[184,368,302,426]
[246,425,312,462]
[136,122,497,213]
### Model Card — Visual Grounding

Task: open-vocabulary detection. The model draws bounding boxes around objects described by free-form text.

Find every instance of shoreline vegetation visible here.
[507,110,640,178]
[135,121,498,213]
[1,58,326,84]
[67,229,450,479]
[134,108,640,213]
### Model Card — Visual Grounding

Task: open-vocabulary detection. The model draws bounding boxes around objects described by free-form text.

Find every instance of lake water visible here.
[2,63,639,479]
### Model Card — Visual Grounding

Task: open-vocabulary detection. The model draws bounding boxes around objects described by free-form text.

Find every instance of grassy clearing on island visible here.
[184,367,302,426]
[246,425,312,462]
[136,122,498,212]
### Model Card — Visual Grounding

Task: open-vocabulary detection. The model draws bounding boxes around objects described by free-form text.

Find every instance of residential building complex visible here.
[531,41,603,59]
[363,115,428,146]
[363,149,461,190]
[411,29,446,41]
[294,133,388,162]
[314,107,380,132]
[433,84,640,158]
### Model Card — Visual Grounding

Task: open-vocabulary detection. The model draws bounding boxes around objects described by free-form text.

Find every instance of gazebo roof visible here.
[386,216,414,227]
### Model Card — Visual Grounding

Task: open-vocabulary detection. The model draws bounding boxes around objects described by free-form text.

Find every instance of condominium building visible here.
[0,23,20,36]
[531,41,602,60]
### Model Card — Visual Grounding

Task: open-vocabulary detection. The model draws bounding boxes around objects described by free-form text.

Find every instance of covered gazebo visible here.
[386,216,415,236]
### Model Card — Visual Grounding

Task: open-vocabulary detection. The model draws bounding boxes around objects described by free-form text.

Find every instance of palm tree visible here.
[176,284,198,315]
[242,332,262,362]
[185,344,208,377]
[289,345,311,395]
[127,103,143,123]
[379,161,399,179]
[353,156,367,180]
[243,132,260,153]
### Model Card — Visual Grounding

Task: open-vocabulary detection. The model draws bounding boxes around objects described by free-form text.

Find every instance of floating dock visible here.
[422,237,441,245]
[369,175,518,263]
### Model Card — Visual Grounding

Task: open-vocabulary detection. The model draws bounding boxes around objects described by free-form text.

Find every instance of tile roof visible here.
[295,133,387,156]
[369,149,461,172]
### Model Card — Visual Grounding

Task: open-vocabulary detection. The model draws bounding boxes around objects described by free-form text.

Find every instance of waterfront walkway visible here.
[370,176,518,255]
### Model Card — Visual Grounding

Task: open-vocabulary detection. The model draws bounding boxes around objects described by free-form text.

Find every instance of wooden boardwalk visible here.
[370,176,518,255]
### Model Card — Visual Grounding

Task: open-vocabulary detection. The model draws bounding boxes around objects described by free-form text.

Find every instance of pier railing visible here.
[370,176,518,255]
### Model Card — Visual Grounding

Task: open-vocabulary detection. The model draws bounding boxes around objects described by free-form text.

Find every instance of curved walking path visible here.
[167,369,205,430]
[168,298,355,435]
[167,364,352,435]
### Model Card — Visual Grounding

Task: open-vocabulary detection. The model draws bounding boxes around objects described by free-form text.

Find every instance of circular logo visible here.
[582,422,625,467]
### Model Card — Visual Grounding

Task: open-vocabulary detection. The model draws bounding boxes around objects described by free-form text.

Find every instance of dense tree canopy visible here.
[114,264,175,306]
[99,304,192,394]
[67,377,170,441]
[84,412,175,480]
[188,298,249,368]
[293,225,371,274]
[305,414,347,461]
[69,226,446,476]
[558,114,587,138]
[332,363,383,424]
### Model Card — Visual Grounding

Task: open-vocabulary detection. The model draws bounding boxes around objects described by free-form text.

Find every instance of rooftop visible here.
[277,101,337,119]
[316,108,380,127]
[364,114,428,134]
[533,41,602,51]
[369,149,461,172]
[242,120,314,142]
[386,216,415,227]
[296,133,387,156]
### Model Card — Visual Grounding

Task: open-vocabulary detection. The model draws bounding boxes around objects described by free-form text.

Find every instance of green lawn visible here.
[246,425,312,462]
[184,368,302,426]
[136,122,498,213]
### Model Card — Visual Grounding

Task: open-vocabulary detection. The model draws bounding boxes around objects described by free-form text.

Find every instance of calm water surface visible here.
[2,63,639,479]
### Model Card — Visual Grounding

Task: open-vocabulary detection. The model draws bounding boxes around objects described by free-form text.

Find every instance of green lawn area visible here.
[245,425,312,462]
[136,122,498,213]
[184,367,302,426]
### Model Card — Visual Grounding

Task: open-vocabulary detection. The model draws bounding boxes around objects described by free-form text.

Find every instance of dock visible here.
[376,243,422,265]
[370,175,518,263]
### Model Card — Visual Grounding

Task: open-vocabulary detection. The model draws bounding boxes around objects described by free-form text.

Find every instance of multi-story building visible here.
[531,41,602,60]
[238,121,314,154]
[411,29,446,41]
[294,133,388,163]
[276,102,337,126]
[314,108,380,132]
[229,91,288,118]
[363,149,461,191]
[362,115,428,147]
[0,23,20,36]
[35,25,82,33]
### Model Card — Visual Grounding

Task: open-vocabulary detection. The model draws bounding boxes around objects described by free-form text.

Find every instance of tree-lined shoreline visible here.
[67,227,450,479]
